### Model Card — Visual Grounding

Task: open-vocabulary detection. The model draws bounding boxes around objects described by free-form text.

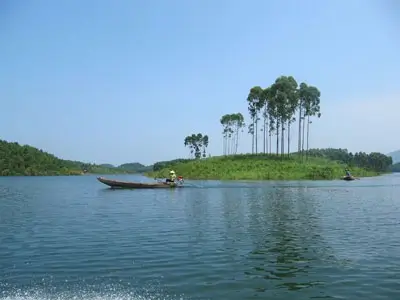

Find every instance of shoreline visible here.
[144,173,384,181]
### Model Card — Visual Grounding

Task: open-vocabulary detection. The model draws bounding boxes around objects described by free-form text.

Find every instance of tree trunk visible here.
[227,135,231,155]
[263,118,266,153]
[235,129,239,154]
[281,125,284,157]
[298,107,302,153]
[276,121,280,155]
[287,120,290,156]
[231,132,235,154]
[255,117,258,154]
[306,116,310,160]
[252,120,255,154]
[301,113,306,160]
[269,132,272,154]
[265,119,268,154]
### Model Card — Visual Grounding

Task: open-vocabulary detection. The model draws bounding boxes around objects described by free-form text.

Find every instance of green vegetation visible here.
[182,75,323,161]
[184,134,209,159]
[389,163,400,172]
[99,163,115,168]
[147,149,393,180]
[0,139,133,176]
[146,75,393,181]
[118,162,153,173]
[147,148,392,180]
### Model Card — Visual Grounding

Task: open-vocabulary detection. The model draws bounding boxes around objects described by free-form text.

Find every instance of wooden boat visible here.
[342,176,356,181]
[97,177,184,189]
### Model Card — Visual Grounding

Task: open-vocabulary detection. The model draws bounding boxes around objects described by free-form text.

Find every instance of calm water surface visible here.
[1,174,400,299]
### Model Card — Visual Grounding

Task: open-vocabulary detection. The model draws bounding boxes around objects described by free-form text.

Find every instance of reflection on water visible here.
[1,175,400,299]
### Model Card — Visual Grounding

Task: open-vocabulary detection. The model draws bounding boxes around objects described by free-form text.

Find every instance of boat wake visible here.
[0,284,186,300]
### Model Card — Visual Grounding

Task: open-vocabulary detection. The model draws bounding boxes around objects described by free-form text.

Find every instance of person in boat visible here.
[345,168,352,177]
[166,170,176,183]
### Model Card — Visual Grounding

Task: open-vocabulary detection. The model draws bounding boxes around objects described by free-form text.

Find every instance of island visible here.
[146,76,393,180]
[145,148,392,180]
[1,75,394,179]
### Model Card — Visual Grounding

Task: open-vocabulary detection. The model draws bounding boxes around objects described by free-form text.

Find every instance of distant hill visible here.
[0,139,131,176]
[99,163,115,168]
[388,150,400,164]
[118,162,153,173]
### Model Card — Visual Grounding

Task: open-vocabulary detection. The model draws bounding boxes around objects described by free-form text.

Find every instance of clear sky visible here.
[1,0,399,166]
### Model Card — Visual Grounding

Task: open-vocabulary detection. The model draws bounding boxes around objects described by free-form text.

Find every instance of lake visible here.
[1,173,400,300]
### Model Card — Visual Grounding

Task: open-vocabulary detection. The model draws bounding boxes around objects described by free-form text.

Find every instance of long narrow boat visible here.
[342,176,357,181]
[97,177,183,189]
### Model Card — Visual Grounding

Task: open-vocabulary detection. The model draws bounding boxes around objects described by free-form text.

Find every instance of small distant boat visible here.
[342,176,358,181]
[97,177,184,189]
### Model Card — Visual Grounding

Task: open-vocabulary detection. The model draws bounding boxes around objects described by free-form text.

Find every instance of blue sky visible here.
[1,0,399,166]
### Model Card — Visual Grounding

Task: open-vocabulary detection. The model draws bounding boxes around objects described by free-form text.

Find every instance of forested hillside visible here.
[118,162,153,173]
[0,140,130,176]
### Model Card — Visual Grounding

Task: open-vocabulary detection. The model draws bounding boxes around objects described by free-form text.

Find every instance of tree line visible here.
[179,75,393,174]
[182,75,321,159]
[0,140,130,176]
[304,148,393,172]
[229,75,321,157]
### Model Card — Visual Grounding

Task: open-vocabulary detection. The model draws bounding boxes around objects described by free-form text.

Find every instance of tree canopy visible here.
[0,139,132,176]
[184,133,209,159]
[302,148,392,172]
[175,74,393,175]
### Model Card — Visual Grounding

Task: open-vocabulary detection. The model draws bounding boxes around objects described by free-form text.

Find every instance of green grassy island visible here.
[146,75,393,181]
[146,149,393,181]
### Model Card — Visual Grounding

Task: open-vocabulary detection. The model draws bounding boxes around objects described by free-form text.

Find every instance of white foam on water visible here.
[0,291,185,300]
[0,285,186,300]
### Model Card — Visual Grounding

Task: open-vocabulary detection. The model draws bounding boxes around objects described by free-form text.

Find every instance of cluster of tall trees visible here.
[220,75,321,157]
[0,139,129,176]
[220,113,245,155]
[184,133,209,159]
[305,148,393,172]
[248,76,321,157]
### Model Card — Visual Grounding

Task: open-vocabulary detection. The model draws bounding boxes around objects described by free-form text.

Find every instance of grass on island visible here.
[145,154,380,180]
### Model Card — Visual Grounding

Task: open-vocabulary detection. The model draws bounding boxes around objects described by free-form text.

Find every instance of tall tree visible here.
[231,113,245,154]
[247,86,263,154]
[268,76,298,156]
[184,135,195,158]
[261,88,271,154]
[220,113,245,155]
[276,76,297,156]
[184,133,210,159]
[302,85,321,159]
[220,114,229,155]
[297,82,308,153]
[266,93,280,155]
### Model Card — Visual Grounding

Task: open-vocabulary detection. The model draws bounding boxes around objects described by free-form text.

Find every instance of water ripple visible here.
[1,174,400,299]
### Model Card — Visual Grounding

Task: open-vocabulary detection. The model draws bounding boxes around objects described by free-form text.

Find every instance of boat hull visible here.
[342,176,356,181]
[97,177,183,189]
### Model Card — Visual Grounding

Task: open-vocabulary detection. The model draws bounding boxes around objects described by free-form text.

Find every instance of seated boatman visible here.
[166,170,176,183]
[345,168,352,177]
